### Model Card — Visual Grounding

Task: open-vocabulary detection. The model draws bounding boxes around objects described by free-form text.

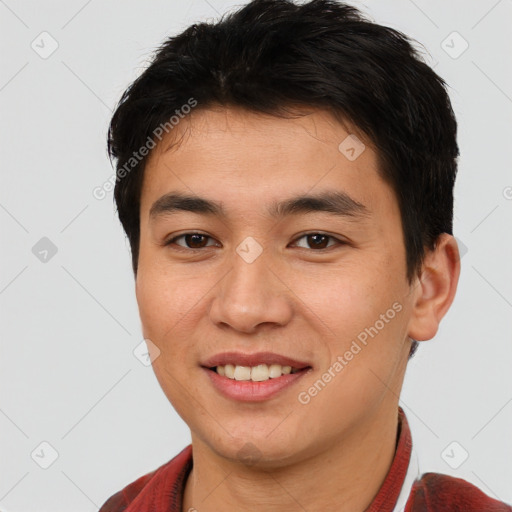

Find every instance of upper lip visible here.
[202,351,311,369]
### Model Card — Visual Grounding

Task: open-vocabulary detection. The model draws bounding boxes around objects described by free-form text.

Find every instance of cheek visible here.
[135,270,201,409]
[134,264,213,375]
[293,259,408,374]
[291,262,392,331]
[135,272,170,338]
[135,261,199,336]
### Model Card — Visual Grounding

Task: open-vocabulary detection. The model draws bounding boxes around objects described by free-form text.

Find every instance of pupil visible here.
[187,234,205,248]
[309,234,327,249]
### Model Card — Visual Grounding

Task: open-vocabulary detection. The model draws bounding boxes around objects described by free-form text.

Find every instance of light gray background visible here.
[1,0,511,510]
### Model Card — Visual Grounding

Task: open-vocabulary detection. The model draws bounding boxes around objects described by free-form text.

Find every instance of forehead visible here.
[140,106,395,221]
[150,105,371,163]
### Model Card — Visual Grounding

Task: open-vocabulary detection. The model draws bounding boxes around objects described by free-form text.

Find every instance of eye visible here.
[164,232,345,251]
[165,232,218,250]
[292,232,344,250]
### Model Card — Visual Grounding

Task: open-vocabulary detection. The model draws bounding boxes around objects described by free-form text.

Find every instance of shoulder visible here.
[407,472,512,511]
[98,469,158,512]
[98,445,193,512]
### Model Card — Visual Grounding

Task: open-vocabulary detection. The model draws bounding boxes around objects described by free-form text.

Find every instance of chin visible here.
[199,423,306,468]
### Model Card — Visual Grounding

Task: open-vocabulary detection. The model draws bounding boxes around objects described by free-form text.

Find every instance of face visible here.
[136,106,417,467]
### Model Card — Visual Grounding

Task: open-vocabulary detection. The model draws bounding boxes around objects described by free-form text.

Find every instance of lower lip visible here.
[203,367,310,402]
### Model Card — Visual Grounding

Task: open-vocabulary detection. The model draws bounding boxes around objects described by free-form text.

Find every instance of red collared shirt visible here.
[99,409,511,511]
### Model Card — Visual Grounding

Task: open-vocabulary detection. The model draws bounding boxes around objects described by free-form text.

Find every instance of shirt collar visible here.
[364,407,415,512]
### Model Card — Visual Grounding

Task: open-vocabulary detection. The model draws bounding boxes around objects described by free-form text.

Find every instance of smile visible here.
[201,352,312,402]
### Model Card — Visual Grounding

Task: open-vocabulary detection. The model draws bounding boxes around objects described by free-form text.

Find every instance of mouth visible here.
[201,352,312,402]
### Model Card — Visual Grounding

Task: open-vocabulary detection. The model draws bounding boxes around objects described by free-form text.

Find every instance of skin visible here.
[135,105,460,512]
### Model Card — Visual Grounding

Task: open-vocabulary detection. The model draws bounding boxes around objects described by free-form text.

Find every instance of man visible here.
[99,0,511,510]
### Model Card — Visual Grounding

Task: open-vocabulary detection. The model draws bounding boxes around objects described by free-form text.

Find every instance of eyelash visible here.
[163,231,346,252]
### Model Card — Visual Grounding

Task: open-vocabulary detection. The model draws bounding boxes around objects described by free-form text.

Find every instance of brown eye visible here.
[184,234,208,248]
[293,233,341,250]
[307,234,329,249]
[165,233,217,249]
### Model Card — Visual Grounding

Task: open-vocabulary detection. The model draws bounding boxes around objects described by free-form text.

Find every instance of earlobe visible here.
[407,234,461,342]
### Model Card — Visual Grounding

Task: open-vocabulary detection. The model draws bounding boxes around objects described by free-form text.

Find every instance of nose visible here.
[208,247,294,334]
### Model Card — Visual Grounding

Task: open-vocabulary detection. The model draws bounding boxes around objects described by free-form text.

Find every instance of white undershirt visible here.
[391,448,420,512]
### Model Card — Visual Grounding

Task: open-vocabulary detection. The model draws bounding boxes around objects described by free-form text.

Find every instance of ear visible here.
[407,233,461,342]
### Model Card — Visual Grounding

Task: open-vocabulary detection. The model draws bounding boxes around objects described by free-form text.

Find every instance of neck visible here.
[182,403,400,512]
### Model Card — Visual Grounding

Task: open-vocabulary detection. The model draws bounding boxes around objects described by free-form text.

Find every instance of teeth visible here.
[251,364,269,381]
[214,363,301,381]
[224,364,235,379]
[234,365,251,380]
[268,364,282,378]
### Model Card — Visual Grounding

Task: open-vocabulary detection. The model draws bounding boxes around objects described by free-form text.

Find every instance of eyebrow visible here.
[149,190,370,221]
